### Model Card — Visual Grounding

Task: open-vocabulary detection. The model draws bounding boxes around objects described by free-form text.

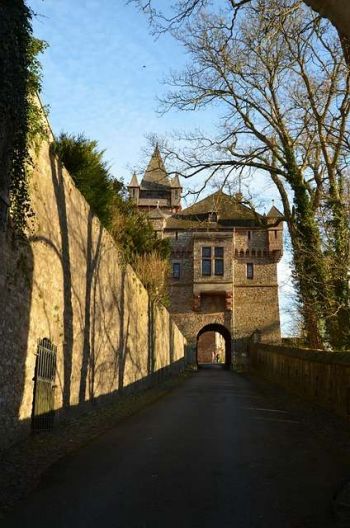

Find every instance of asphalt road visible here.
[3,366,348,528]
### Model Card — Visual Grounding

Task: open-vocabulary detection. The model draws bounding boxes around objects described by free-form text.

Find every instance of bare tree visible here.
[304,0,350,64]
[133,0,350,64]
[135,0,350,349]
[133,251,170,305]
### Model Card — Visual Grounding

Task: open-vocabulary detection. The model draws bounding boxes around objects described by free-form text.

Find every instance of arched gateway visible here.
[197,324,232,368]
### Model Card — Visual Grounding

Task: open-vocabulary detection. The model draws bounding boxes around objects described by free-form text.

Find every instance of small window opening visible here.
[214,247,224,276]
[172,262,181,279]
[247,263,254,279]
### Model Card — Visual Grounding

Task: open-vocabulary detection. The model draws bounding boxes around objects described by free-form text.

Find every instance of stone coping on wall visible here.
[249,343,350,366]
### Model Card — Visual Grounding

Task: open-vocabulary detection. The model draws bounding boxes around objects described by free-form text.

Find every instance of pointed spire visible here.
[143,145,169,185]
[128,172,139,187]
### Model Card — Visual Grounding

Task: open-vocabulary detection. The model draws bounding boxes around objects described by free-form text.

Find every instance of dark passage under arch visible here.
[196,324,232,368]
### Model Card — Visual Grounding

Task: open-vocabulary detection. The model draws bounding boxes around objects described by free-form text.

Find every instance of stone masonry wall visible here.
[0,131,186,451]
[233,258,281,350]
[249,343,350,418]
[168,233,234,345]
[168,234,280,356]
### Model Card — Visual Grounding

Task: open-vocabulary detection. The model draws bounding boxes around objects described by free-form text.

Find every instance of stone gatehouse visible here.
[129,147,283,365]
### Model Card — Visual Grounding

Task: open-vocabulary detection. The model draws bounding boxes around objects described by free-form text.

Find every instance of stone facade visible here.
[0,126,186,451]
[132,151,284,364]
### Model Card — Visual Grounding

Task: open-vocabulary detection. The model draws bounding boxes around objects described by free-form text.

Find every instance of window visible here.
[247,263,254,279]
[202,259,212,276]
[247,230,251,241]
[202,247,212,275]
[215,259,224,275]
[172,262,181,279]
[274,230,278,239]
[201,246,224,276]
[208,211,217,223]
[214,247,224,275]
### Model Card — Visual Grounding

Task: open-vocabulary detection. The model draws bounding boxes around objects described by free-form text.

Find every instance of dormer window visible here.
[208,211,218,223]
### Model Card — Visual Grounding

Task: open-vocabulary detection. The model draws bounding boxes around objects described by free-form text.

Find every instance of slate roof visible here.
[147,207,171,219]
[128,146,182,201]
[267,205,283,218]
[142,145,170,187]
[128,172,139,187]
[165,190,263,229]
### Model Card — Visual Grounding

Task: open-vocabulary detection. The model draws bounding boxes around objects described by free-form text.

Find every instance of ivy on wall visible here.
[0,1,47,234]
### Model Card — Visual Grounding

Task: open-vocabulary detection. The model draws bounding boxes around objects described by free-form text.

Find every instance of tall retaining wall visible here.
[249,343,350,418]
[0,129,186,451]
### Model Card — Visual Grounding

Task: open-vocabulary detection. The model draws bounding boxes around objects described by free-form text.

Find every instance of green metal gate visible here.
[32,338,57,431]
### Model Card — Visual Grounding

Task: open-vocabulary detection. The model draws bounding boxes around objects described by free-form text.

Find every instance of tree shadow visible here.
[49,149,74,409]
[147,297,155,376]
[78,210,103,404]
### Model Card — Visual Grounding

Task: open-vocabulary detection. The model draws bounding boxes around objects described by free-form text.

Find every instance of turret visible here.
[266,204,284,258]
[170,173,182,211]
[128,172,140,204]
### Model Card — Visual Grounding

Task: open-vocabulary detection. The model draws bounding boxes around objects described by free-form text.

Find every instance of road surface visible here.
[3,366,348,527]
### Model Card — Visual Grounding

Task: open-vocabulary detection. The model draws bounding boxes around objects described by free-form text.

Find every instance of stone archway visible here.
[196,324,232,368]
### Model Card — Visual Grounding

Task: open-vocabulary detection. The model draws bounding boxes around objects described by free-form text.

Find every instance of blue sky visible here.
[27,0,297,334]
[28,0,209,180]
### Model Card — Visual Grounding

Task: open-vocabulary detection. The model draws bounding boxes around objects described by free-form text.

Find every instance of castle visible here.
[129,146,283,365]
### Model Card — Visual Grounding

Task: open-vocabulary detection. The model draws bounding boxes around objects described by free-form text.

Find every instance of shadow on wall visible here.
[48,150,135,405]
[49,151,74,409]
[0,231,34,448]
[78,209,103,404]
[0,139,185,451]
[6,356,185,445]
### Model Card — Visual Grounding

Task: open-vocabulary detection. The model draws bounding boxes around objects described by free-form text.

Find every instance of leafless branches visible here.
[135,0,350,348]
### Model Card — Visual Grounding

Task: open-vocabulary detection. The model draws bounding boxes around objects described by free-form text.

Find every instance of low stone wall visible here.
[0,128,186,451]
[249,343,350,417]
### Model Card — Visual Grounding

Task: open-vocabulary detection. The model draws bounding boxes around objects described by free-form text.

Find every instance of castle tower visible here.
[127,172,140,204]
[130,149,283,366]
[128,146,182,231]
[163,190,284,365]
